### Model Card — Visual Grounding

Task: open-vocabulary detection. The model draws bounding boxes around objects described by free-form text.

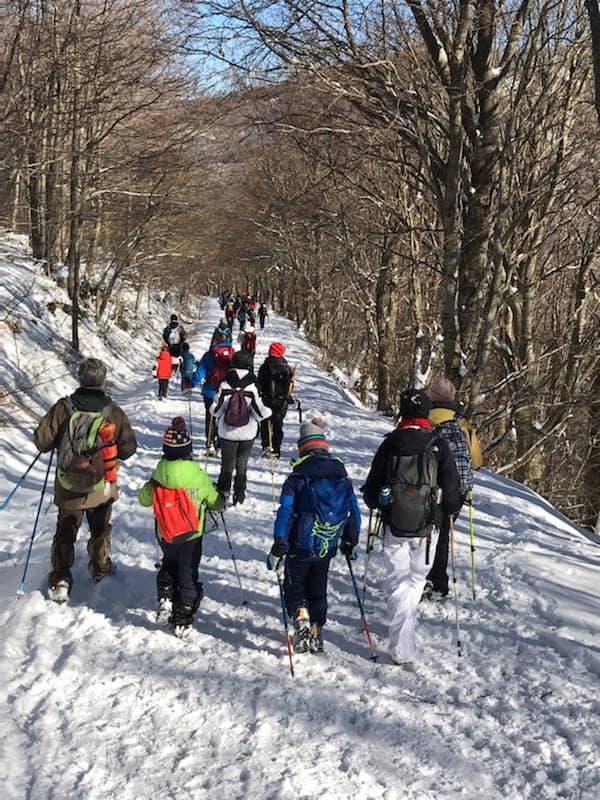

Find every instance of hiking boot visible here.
[48,579,71,605]
[420,579,434,603]
[292,607,311,653]
[156,597,173,624]
[261,448,272,459]
[392,658,416,672]
[89,557,115,583]
[233,487,246,506]
[309,623,324,653]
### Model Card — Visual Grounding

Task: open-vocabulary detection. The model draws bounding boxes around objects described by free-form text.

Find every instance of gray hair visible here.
[78,358,107,387]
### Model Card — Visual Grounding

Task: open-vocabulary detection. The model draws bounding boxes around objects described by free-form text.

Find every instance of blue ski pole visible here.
[17,449,54,596]
[0,451,42,511]
[276,568,295,677]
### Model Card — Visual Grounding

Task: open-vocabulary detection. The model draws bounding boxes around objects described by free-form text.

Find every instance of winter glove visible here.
[287,395,295,405]
[340,540,358,560]
[266,542,287,571]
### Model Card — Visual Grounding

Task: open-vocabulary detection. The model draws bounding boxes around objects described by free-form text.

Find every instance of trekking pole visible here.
[17,449,54,596]
[267,420,276,510]
[297,399,302,423]
[0,451,42,511]
[219,511,248,607]
[346,554,378,661]
[361,512,382,607]
[449,516,463,658]
[205,414,214,470]
[468,490,476,602]
[188,394,193,450]
[276,568,295,677]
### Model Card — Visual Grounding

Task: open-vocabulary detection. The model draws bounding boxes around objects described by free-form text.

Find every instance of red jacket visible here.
[156,350,173,379]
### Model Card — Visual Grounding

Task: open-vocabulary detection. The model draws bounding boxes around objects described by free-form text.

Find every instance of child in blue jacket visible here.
[267,419,361,653]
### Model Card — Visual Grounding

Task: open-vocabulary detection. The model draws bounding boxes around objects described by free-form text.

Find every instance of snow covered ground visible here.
[0,235,598,800]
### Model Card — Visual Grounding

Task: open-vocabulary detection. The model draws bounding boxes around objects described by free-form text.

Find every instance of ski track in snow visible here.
[0,236,599,799]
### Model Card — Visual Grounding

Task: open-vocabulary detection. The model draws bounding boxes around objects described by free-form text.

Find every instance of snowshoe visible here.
[48,579,70,605]
[156,597,173,624]
[292,606,311,653]
[173,623,191,639]
[309,623,324,654]
[420,579,434,603]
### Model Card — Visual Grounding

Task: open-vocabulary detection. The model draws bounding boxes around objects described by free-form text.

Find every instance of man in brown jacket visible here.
[34,358,137,602]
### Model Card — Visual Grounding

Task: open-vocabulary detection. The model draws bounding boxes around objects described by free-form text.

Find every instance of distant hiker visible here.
[191,331,235,454]
[258,303,268,330]
[361,389,460,667]
[241,324,257,370]
[210,351,271,505]
[225,302,235,329]
[237,304,247,330]
[247,306,257,326]
[211,318,232,347]
[33,358,137,603]
[267,420,361,653]
[180,342,196,396]
[162,313,186,374]
[257,342,294,458]
[422,377,481,599]
[138,417,225,636]
[156,343,173,400]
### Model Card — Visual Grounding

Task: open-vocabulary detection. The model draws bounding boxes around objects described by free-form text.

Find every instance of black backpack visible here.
[268,361,292,404]
[384,440,442,537]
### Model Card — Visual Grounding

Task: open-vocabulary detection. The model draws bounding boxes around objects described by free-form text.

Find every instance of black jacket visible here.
[362,425,461,517]
[257,356,292,408]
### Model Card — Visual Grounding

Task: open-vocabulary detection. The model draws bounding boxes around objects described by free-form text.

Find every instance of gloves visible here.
[340,540,358,560]
[287,395,295,405]
[266,542,287,571]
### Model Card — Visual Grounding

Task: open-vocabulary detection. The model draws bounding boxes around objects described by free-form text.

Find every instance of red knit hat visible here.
[269,342,286,357]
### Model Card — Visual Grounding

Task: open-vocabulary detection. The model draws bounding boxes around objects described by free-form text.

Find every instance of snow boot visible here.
[156,597,173,624]
[420,579,434,603]
[170,602,195,638]
[89,557,115,583]
[309,623,324,654]
[292,606,311,653]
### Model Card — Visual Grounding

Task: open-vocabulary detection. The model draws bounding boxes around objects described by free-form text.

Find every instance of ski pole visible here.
[297,399,302,423]
[449,516,463,658]
[188,394,193,451]
[346,553,378,661]
[0,451,42,511]
[361,512,382,607]
[276,568,295,677]
[468,490,476,601]
[268,420,276,510]
[219,511,248,607]
[17,449,54,596]
[205,413,214,470]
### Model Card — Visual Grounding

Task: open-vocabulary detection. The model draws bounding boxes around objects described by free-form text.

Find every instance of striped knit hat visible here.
[298,419,329,456]
[163,416,192,460]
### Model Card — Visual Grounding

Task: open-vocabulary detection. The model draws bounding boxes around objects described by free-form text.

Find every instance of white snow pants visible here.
[383,531,439,662]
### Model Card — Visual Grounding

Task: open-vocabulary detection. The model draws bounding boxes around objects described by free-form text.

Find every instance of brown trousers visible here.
[49,501,113,586]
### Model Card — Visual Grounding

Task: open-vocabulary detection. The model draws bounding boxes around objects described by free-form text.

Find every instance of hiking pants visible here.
[49,501,113,586]
[383,531,439,662]
[284,557,331,627]
[158,379,169,399]
[203,397,217,447]
[216,438,253,495]
[427,504,463,595]
[157,536,204,613]
[260,404,287,453]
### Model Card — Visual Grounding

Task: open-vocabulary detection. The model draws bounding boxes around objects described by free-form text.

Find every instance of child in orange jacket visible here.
[156,344,173,400]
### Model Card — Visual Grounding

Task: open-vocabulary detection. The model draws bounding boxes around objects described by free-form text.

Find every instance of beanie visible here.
[170,313,178,322]
[232,350,253,370]
[399,388,431,421]
[269,342,286,358]
[163,416,192,460]
[298,419,330,456]
[427,377,457,405]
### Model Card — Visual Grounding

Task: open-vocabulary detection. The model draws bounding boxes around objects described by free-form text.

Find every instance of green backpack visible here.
[57,399,112,493]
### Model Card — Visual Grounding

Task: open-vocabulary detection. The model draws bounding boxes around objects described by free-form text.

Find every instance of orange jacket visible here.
[156,350,173,379]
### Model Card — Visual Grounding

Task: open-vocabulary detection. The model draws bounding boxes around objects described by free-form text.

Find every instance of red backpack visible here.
[211,345,235,389]
[151,484,199,544]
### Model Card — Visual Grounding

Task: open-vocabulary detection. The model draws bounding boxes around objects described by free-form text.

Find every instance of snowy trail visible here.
[0,244,598,799]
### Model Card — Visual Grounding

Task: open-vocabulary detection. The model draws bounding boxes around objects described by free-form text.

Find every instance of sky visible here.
[0,232,598,800]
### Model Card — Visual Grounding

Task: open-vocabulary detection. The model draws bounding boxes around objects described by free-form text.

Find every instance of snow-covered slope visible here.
[0,236,598,800]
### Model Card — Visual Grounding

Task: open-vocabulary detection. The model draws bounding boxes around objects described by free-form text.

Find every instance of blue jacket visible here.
[191,340,233,400]
[274,453,361,561]
[181,350,196,378]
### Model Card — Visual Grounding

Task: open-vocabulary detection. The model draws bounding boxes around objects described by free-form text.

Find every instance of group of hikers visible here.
[30,304,482,665]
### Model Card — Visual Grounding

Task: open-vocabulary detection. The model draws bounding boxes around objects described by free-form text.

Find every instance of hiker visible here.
[257,342,294,459]
[423,377,482,599]
[162,313,186,374]
[191,330,235,454]
[267,419,361,653]
[211,318,232,347]
[33,358,137,603]
[209,351,271,505]
[361,388,460,667]
[258,303,268,330]
[240,324,257,370]
[156,343,173,400]
[180,342,196,396]
[138,417,225,636]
